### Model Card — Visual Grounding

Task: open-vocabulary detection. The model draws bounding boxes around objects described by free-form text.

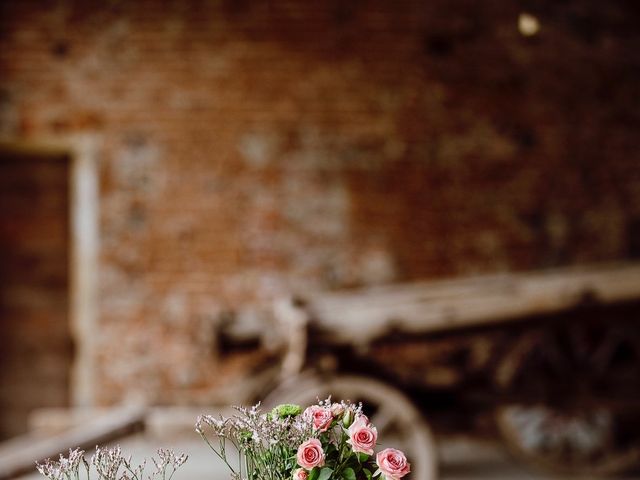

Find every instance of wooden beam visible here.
[301,263,640,345]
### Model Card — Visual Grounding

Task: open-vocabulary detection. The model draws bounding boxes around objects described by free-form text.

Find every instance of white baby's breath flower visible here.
[36,448,85,480]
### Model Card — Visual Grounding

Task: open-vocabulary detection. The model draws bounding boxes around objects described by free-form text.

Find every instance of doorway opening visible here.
[0,147,72,440]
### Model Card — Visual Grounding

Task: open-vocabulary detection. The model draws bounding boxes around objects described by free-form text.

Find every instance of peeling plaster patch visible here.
[324,246,397,287]
[112,136,165,194]
[222,270,294,302]
[161,291,189,326]
[100,265,149,310]
[358,248,397,284]
[283,176,350,238]
[238,131,280,167]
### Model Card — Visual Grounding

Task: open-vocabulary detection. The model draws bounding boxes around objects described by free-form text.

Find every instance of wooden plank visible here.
[0,406,145,479]
[303,263,640,345]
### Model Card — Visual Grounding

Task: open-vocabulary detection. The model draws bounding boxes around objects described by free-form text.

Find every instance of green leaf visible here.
[342,467,356,480]
[318,467,333,480]
[363,468,372,480]
[358,453,370,463]
[308,467,320,480]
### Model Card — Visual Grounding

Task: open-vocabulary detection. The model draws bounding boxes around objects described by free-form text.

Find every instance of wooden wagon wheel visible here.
[494,321,640,476]
[265,373,438,480]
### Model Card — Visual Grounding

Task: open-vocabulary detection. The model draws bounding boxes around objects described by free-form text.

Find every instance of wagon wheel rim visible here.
[496,404,640,476]
[265,373,438,480]
[494,322,640,475]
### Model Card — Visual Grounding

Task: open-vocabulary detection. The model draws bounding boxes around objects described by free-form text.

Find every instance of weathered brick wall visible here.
[1,0,639,406]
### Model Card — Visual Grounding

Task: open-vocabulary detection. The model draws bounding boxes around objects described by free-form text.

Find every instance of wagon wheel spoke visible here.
[567,323,591,362]
[591,333,618,369]
[494,331,545,389]
[591,330,625,375]
[541,331,573,376]
[590,328,640,383]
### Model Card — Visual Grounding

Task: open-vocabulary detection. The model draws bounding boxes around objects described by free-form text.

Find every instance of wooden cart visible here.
[264,263,640,479]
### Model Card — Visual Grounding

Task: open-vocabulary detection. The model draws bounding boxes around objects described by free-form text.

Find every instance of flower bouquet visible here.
[196,399,410,480]
[35,399,410,480]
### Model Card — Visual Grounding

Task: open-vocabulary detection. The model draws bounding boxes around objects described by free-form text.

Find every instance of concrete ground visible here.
[16,432,640,480]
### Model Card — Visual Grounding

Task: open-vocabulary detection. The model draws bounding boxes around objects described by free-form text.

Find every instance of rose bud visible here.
[293,468,308,480]
[342,408,354,428]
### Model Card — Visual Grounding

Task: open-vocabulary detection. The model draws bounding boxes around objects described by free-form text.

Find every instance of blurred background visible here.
[1,0,640,478]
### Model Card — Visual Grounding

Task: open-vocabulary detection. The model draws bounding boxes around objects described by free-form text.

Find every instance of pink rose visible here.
[296,438,325,469]
[293,468,308,480]
[303,405,333,432]
[347,416,377,455]
[376,448,410,480]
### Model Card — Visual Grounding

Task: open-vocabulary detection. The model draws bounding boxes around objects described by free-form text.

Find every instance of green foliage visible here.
[308,467,320,480]
[318,467,333,480]
[342,467,356,480]
[272,403,303,419]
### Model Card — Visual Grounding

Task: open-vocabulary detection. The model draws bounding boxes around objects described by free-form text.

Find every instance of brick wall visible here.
[1,0,639,406]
